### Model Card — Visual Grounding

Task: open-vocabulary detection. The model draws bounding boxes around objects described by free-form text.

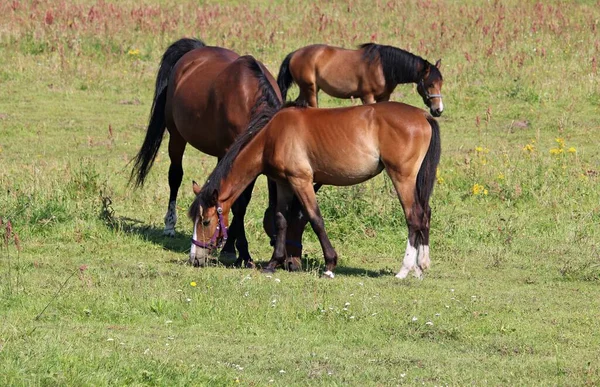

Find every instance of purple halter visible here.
[191,205,228,250]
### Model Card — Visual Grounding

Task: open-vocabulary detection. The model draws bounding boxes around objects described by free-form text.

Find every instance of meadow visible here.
[1,0,599,385]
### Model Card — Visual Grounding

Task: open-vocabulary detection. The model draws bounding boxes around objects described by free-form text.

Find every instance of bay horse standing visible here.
[188,95,441,278]
[130,38,283,267]
[277,43,444,116]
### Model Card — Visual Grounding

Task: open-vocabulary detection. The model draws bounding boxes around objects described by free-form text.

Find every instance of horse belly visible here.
[318,75,360,99]
[313,157,383,186]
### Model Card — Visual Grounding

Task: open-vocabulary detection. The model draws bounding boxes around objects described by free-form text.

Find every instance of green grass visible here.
[1,0,600,385]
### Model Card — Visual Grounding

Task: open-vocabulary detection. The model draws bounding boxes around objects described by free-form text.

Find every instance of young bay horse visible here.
[188,93,441,279]
[130,38,286,267]
[277,43,444,117]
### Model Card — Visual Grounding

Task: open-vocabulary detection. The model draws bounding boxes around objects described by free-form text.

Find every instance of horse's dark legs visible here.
[164,130,186,236]
[288,180,337,278]
[262,183,322,271]
[263,183,294,273]
[223,179,257,268]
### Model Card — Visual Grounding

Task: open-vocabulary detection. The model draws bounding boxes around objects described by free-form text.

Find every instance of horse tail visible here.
[416,116,441,224]
[277,51,296,102]
[130,38,206,187]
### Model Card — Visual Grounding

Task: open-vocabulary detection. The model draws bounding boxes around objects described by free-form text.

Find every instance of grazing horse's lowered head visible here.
[188,182,230,267]
[416,59,444,117]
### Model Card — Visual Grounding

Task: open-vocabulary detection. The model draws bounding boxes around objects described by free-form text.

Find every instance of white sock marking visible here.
[396,241,417,279]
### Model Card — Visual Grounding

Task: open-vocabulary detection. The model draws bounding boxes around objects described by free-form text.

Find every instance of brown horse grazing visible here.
[130,38,285,267]
[189,95,441,278]
[277,43,444,116]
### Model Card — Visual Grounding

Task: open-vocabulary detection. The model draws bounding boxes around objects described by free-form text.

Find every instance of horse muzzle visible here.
[189,248,210,267]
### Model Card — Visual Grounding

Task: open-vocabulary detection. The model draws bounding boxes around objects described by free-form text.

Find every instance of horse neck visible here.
[217,134,265,211]
[381,48,426,86]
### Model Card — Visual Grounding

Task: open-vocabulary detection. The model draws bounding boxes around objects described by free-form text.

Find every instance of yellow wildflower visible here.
[128,48,141,57]
[522,143,535,152]
[472,183,485,195]
[497,173,505,180]
[549,148,563,155]
[190,281,197,287]
[555,137,565,148]
[567,147,576,153]
[436,170,444,184]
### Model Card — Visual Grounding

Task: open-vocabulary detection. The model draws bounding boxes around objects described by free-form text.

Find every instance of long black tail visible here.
[416,117,441,214]
[130,38,206,187]
[277,51,296,102]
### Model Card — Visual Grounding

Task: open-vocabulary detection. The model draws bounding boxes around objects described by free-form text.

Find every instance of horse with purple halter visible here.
[130,38,303,267]
[189,83,441,278]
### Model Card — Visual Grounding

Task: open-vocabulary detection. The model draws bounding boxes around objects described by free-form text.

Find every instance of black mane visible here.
[360,43,431,86]
[188,57,282,217]
[283,100,309,109]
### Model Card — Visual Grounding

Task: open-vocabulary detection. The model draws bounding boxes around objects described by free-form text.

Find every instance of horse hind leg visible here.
[296,80,319,107]
[386,170,428,279]
[164,129,187,236]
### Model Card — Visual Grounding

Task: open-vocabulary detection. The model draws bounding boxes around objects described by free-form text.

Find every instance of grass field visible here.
[1,0,600,385]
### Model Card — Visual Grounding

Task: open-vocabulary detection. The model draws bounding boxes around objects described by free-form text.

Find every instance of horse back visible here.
[166,47,277,157]
[291,44,384,98]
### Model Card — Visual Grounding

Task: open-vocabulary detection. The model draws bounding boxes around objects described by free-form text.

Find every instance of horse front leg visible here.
[288,179,337,278]
[283,183,323,271]
[262,183,294,273]
[222,179,257,268]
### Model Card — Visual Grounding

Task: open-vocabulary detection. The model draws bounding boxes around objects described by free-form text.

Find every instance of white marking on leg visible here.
[396,240,417,279]
[420,245,431,270]
[164,200,177,236]
[323,270,335,279]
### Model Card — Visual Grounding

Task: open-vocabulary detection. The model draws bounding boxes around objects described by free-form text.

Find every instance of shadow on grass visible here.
[253,255,390,278]
[105,215,191,254]
[100,201,392,277]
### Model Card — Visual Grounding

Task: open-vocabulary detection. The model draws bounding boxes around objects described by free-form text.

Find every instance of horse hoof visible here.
[218,251,238,266]
[261,267,275,274]
[395,267,410,279]
[245,261,256,269]
[322,270,335,279]
[413,267,424,280]
[164,228,176,237]
[284,257,302,272]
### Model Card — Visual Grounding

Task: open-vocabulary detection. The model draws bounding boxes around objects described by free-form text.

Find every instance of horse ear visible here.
[192,180,201,195]
[211,189,219,205]
[435,59,442,69]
